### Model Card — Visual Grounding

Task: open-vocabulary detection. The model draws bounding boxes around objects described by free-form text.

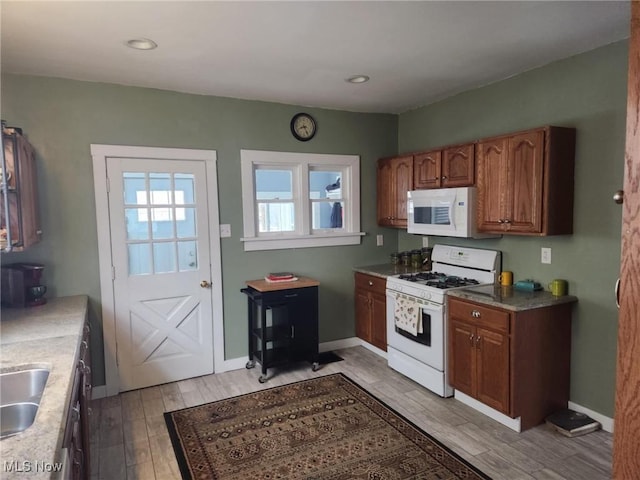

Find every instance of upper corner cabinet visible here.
[414,143,475,189]
[377,154,413,228]
[1,124,42,251]
[476,126,576,235]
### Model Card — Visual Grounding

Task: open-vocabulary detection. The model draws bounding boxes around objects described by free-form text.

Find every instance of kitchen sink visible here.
[0,368,50,439]
[1,403,40,438]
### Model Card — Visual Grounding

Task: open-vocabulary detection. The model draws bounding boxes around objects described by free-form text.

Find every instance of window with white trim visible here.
[240,150,363,251]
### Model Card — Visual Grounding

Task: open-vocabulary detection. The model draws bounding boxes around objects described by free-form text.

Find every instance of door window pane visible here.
[175,174,195,204]
[124,173,146,205]
[125,208,149,240]
[176,208,196,238]
[124,171,200,275]
[151,208,175,239]
[128,243,152,275]
[178,240,198,271]
[153,242,176,273]
[149,173,172,203]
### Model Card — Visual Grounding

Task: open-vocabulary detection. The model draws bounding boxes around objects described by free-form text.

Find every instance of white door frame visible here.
[91,144,225,397]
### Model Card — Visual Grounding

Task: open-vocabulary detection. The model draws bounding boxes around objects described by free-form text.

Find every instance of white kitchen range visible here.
[386,244,501,397]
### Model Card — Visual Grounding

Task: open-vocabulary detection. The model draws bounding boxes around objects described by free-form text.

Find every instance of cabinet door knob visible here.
[613,190,624,204]
[200,280,211,288]
[441,175,448,180]
[471,310,481,318]
[475,336,481,347]
[469,334,475,346]
[504,219,511,224]
[368,280,373,286]
[498,219,505,224]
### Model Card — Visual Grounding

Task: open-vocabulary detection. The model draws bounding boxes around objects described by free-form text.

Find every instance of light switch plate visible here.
[541,247,551,264]
[422,237,429,248]
[220,224,231,238]
[376,234,384,246]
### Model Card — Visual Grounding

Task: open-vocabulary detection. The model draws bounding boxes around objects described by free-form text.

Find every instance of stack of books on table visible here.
[264,272,299,283]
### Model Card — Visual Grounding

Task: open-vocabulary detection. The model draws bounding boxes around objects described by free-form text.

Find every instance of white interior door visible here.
[107,156,214,391]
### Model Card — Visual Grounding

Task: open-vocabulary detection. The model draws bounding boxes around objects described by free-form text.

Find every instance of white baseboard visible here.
[358,339,387,359]
[454,390,522,432]
[568,401,614,433]
[91,385,108,400]
[217,337,365,373]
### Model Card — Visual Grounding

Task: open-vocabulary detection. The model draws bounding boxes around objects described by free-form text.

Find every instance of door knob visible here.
[613,190,624,204]
[200,280,211,288]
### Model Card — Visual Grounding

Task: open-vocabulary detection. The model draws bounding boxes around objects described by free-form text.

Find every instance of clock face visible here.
[291,113,316,141]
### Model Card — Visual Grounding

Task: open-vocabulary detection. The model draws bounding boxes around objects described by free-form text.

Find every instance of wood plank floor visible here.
[89,346,613,480]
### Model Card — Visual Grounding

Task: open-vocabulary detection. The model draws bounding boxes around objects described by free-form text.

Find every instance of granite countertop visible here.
[353,263,425,279]
[447,284,578,311]
[1,295,89,478]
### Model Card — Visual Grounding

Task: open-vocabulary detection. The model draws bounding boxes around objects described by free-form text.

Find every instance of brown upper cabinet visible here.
[1,126,42,251]
[414,143,475,189]
[476,126,576,235]
[377,155,413,228]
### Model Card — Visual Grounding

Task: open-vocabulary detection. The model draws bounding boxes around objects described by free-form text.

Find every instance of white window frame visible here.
[240,149,364,251]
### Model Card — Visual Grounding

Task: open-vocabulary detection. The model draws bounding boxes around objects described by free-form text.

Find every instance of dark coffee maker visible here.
[1,263,47,307]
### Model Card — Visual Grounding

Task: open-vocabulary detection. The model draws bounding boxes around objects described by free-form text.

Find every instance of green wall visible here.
[1,39,627,418]
[0,75,399,386]
[397,41,628,417]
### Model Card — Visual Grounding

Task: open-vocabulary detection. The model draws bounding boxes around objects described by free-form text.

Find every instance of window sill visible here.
[240,232,365,251]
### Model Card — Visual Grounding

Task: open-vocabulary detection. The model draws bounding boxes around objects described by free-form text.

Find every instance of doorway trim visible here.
[91,144,225,397]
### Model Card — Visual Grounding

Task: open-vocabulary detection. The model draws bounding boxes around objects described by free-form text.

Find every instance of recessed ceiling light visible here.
[346,75,370,84]
[126,38,158,50]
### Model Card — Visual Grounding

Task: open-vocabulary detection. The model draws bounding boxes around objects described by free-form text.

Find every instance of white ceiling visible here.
[0,1,631,114]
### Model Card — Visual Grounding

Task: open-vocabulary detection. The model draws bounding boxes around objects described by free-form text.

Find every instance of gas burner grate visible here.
[395,272,481,288]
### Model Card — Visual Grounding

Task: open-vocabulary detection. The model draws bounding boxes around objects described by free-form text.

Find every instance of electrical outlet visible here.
[376,234,384,246]
[541,247,551,264]
[422,236,429,248]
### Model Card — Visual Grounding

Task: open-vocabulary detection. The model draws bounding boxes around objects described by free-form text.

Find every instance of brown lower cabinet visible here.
[354,272,387,351]
[448,296,573,431]
[63,321,92,479]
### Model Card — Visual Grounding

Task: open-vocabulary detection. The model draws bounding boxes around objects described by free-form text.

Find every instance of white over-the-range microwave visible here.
[407,186,499,238]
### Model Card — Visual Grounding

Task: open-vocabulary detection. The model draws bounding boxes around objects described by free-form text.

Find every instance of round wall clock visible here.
[290,113,317,141]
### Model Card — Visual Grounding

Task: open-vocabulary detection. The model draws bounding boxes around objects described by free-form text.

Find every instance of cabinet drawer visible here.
[354,272,387,295]
[448,298,509,333]
[247,286,316,304]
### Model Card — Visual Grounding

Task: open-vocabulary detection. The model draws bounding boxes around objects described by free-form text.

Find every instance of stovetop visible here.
[395,271,481,289]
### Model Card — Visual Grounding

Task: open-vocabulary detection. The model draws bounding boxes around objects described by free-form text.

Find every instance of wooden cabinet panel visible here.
[413,144,475,190]
[1,126,42,251]
[355,288,372,341]
[477,137,508,230]
[476,327,510,414]
[442,143,475,188]
[377,155,413,228]
[448,296,573,430]
[477,126,575,236]
[354,273,387,351]
[447,297,509,333]
[449,319,475,396]
[413,151,441,189]
[508,130,545,233]
[370,292,387,351]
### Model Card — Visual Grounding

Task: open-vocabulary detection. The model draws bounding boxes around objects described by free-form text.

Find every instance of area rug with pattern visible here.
[164,373,491,480]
